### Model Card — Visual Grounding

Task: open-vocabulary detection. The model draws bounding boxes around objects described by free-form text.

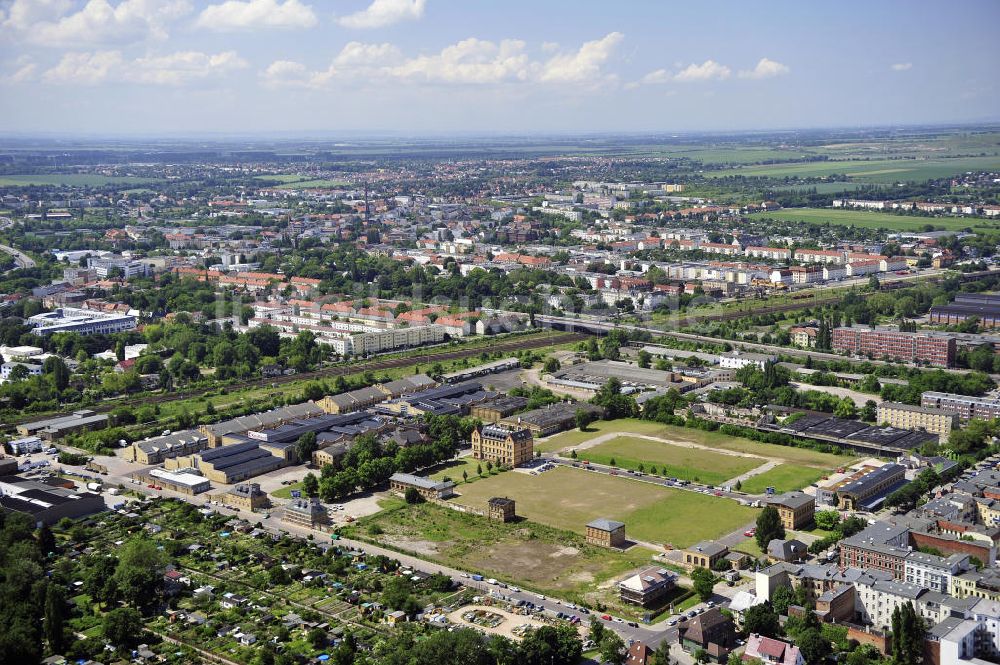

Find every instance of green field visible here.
[451,466,757,548]
[704,156,1000,183]
[738,464,828,495]
[749,207,990,232]
[0,174,162,187]
[276,178,351,189]
[537,419,852,468]
[572,436,760,485]
[427,457,489,483]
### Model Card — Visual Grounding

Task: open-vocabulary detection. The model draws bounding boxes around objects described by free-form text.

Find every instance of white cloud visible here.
[338,0,426,29]
[259,59,309,87]
[638,68,671,85]
[195,0,317,31]
[891,62,912,71]
[540,31,622,83]
[739,57,789,80]
[43,50,124,84]
[389,38,531,84]
[2,57,38,84]
[42,49,247,85]
[4,0,192,47]
[673,59,731,82]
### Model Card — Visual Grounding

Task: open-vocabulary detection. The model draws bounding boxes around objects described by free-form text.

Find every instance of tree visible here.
[302,472,319,498]
[307,627,327,649]
[103,607,143,650]
[797,629,829,665]
[833,397,857,419]
[755,506,786,550]
[111,537,167,611]
[891,602,925,665]
[588,616,606,645]
[36,524,56,555]
[600,631,626,665]
[638,350,652,369]
[575,408,596,431]
[771,585,796,616]
[743,602,781,638]
[43,356,70,391]
[543,357,560,374]
[814,510,841,531]
[690,567,715,602]
[860,399,878,422]
[295,431,318,463]
[44,584,67,654]
[404,487,424,504]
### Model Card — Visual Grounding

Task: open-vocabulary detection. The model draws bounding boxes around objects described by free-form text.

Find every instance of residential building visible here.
[767,539,808,563]
[679,607,735,663]
[904,552,968,593]
[283,497,328,528]
[877,402,960,443]
[766,492,815,530]
[921,392,1000,422]
[684,541,729,569]
[742,635,804,665]
[618,566,677,608]
[470,424,533,467]
[227,483,270,512]
[586,518,626,548]
[718,350,776,370]
[832,327,956,367]
[840,521,912,579]
[388,473,456,501]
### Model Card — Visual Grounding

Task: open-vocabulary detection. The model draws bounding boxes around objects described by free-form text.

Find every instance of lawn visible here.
[571,436,760,486]
[748,207,989,232]
[450,466,757,549]
[738,464,828,495]
[427,457,491,483]
[538,419,852,469]
[703,156,1000,183]
[271,482,303,499]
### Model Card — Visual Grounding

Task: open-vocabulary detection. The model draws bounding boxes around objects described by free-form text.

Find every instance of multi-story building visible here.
[7,436,43,455]
[88,257,150,279]
[921,392,1000,422]
[227,483,269,512]
[126,430,208,465]
[586,518,626,548]
[877,402,960,442]
[619,566,678,608]
[742,635,804,665]
[28,307,137,336]
[795,249,845,265]
[840,521,911,579]
[719,350,776,370]
[766,492,815,530]
[744,246,791,261]
[904,552,968,592]
[832,327,956,367]
[470,425,533,468]
[282,497,328,528]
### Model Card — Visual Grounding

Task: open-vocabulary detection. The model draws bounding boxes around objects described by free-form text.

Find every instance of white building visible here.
[88,257,150,279]
[904,552,968,593]
[719,350,776,370]
[28,307,137,336]
[0,361,43,382]
[7,436,44,455]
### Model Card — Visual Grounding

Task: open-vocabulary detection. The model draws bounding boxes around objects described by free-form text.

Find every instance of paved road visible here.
[0,243,35,269]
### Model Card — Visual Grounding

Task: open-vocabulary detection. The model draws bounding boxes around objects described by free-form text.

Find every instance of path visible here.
[723,460,781,489]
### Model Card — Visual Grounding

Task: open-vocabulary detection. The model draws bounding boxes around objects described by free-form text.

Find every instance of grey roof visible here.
[390,473,454,492]
[688,540,728,557]
[767,539,806,560]
[767,491,814,511]
[587,518,625,532]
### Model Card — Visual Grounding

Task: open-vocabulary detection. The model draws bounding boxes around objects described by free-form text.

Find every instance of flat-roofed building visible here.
[16,410,108,439]
[127,430,208,465]
[586,518,626,548]
[619,566,678,608]
[921,391,1000,423]
[877,402,959,443]
[7,436,43,455]
[142,468,211,495]
[28,307,136,336]
[470,395,530,422]
[0,475,106,526]
[388,473,456,500]
[200,402,323,447]
[766,492,815,530]
[470,424,533,467]
[499,402,604,437]
[167,441,286,484]
[832,327,955,367]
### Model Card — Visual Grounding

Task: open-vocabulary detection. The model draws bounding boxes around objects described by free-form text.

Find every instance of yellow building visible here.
[766,492,815,530]
[877,402,959,442]
[226,483,270,512]
[470,425,533,468]
[586,518,626,548]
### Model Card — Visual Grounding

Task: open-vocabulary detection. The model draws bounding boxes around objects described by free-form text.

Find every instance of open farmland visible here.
[748,207,990,232]
[450,466,757,548]
[570,435,760,485]
[0,174,162,186]
[703,155,1000,183]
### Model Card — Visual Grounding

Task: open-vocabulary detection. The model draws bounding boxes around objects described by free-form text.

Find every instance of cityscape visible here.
[1,2,1000,665]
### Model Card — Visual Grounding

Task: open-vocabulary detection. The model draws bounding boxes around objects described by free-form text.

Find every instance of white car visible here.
[510,586,521,592]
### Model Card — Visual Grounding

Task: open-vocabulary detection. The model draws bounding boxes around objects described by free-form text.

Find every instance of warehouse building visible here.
[126,430,208,465]
[470,395,530,422]
[929,293,1000,329]
[379,380,492,417]
[135,468,211,495]
[389,473,456,500]
[442,357,520,383]
[200,402,323,447]
[499,402,604,437]
[0,475,106,525]
[17,410,109,439]
[166,440,286,484]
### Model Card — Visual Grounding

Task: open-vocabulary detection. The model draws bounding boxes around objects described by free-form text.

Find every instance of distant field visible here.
[738,464,828,494]
[704,156,1000,183]
[275,178,351,189]
[451,466,757,548]
[0,174,161,187]
[768,182,872,194]
[749,207,990,232]
[570,436,760,486]
[655,147,818,164]
[537,419,852,468]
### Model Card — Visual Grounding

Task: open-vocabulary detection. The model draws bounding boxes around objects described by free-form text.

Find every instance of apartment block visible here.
[832,327,956,367]
[877,402,960,443]
[470,424,534,468]
[921,392,1000,423]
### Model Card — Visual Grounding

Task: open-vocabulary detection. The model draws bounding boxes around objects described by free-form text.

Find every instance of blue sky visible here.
[0,0,997,136]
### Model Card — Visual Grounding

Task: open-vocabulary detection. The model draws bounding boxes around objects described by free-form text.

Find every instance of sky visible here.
[0,0,998,137]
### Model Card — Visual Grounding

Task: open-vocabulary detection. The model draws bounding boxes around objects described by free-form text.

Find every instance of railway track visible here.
[2,331,585,428]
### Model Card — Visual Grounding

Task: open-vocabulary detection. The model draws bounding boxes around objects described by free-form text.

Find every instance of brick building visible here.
[470,424,533,468]
[586,518,626,548]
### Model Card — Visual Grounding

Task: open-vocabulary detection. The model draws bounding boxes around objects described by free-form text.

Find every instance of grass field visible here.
[537,419,851,468]
[572,436,760,485]
[451,466,757,548]
[0,174,161,187]
[427,457,490,483]
[704,156,1000,183]
[738,464,828,494]
[276,178,350,189]
[749,207,990,232]
[344,498,652,603]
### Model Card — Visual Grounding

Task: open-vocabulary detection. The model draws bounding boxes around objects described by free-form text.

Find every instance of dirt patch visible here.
[386,536,447,557]
[550,546,580,558]
[470,540,585,590]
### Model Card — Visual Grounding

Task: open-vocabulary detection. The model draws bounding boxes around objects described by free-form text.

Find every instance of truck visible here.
[86,482,102,492]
